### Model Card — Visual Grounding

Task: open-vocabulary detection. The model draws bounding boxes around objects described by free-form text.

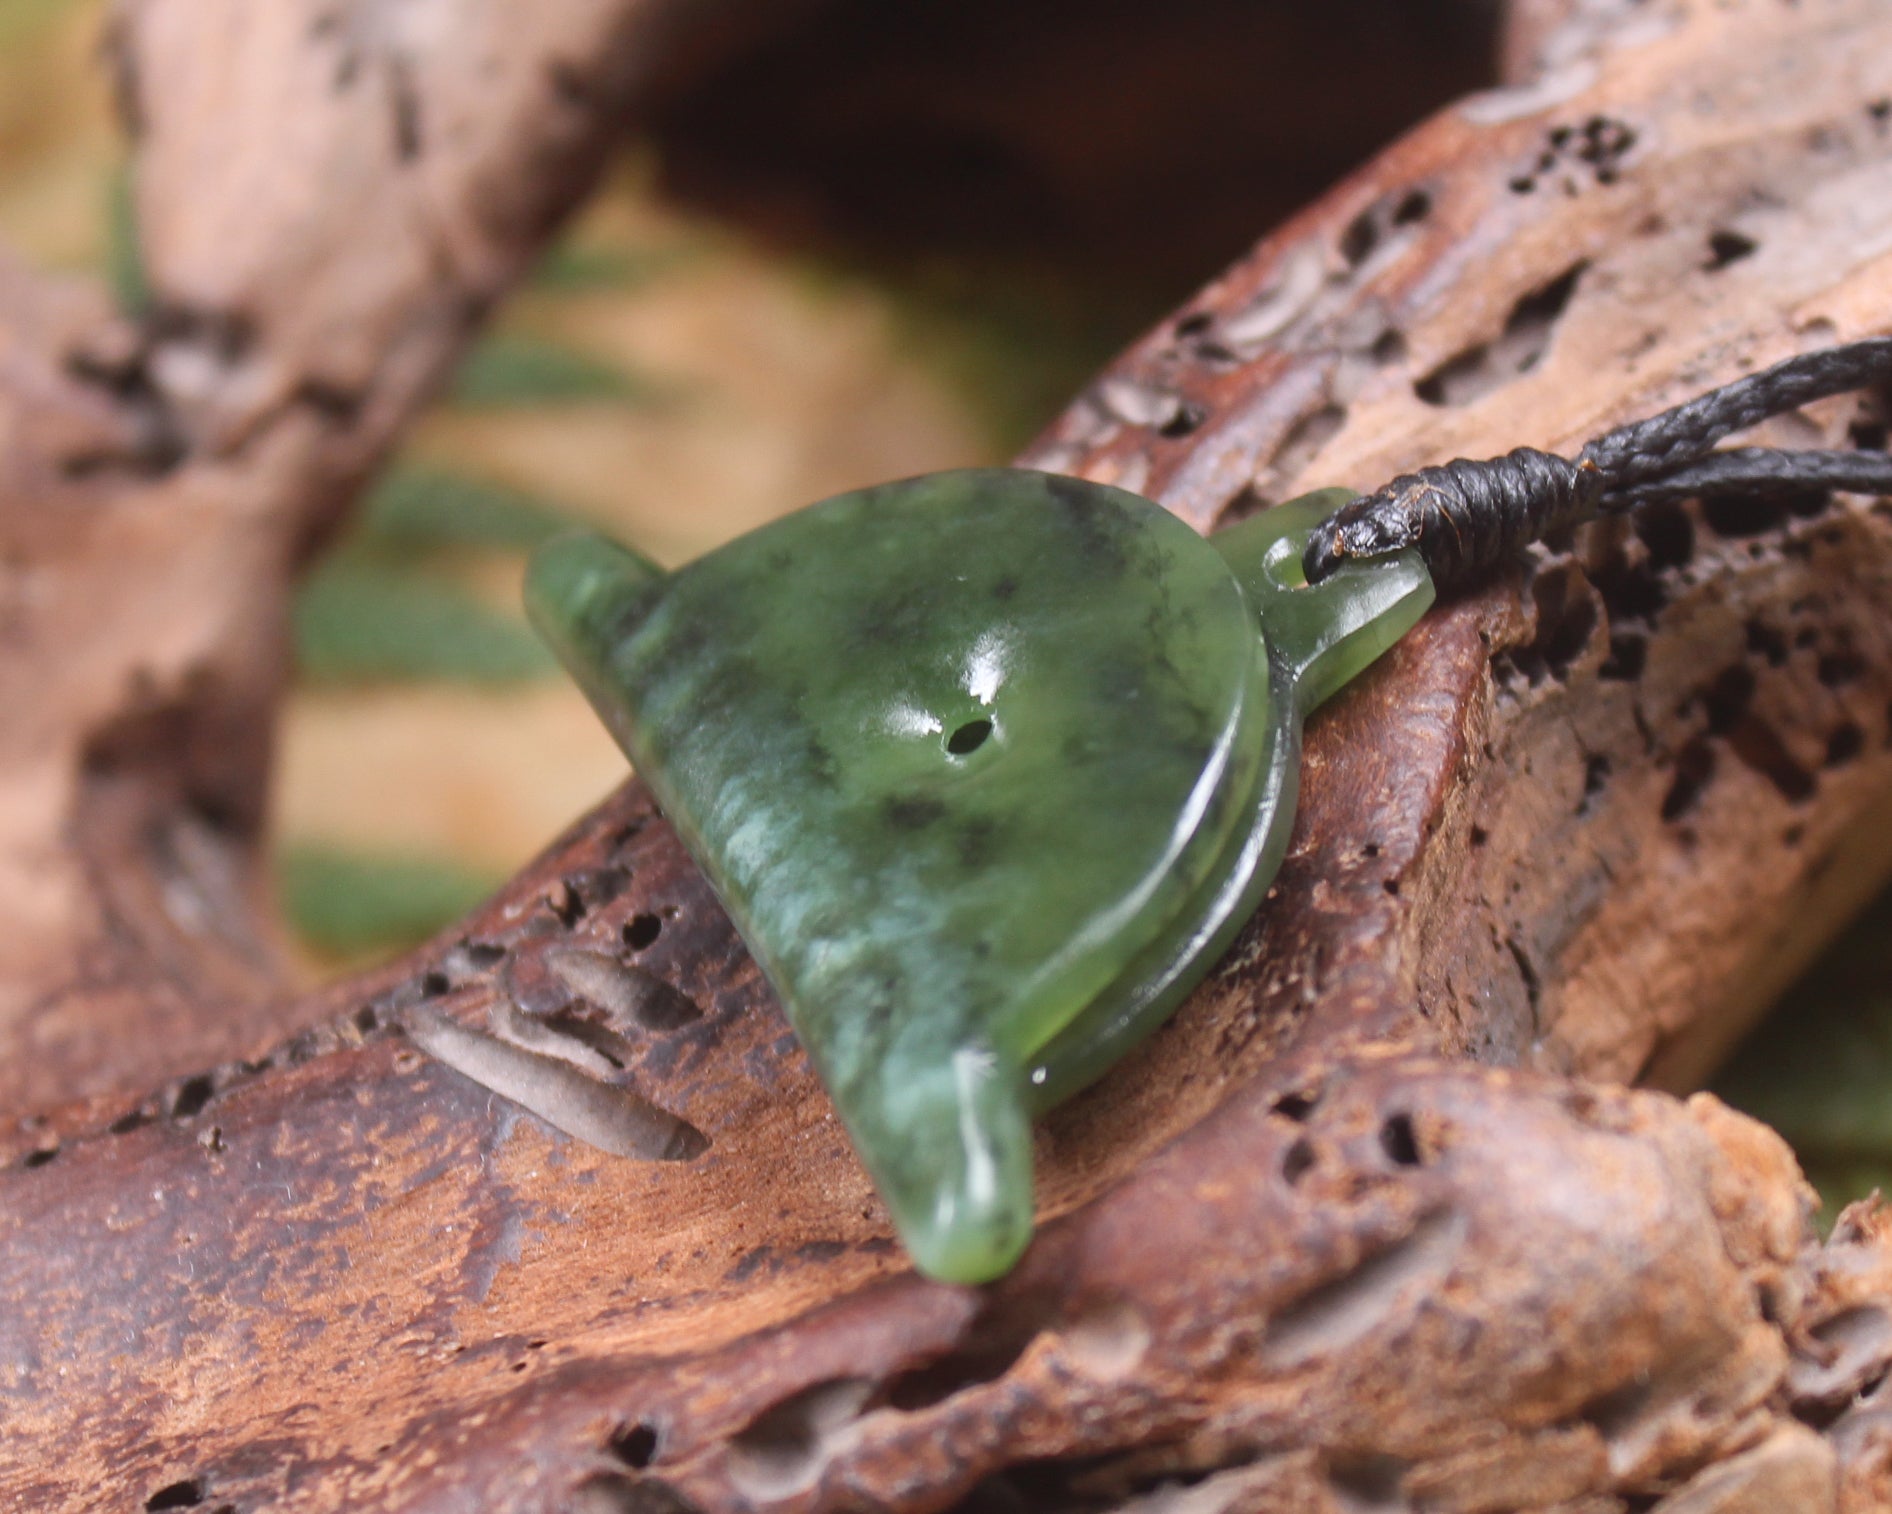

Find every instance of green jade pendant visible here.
[525,470,1433,1283]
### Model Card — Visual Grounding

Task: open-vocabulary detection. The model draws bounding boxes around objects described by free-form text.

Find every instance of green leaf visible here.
[529,241,686,293]
[1715,887,1892,1224]
[358,464,579,553]
[106,166,150,317]
[822,254,1148,454]
[1798,1158,1892,1230]
[294,559,555,685]
[278,843,500,958]
[450,333,662,408]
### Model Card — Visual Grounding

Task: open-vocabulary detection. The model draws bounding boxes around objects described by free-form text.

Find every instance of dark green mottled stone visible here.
[525,469,1431,1282]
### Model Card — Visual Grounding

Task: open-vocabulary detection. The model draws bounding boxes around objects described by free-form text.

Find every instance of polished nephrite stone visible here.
[525,469,1432,1283]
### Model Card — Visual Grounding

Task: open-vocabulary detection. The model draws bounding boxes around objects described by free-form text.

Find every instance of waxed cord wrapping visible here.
[1302,337,1892,591]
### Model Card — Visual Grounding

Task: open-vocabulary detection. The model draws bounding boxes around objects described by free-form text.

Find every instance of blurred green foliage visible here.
[277,844,501,960]
[1715,888,1892,1224]
[289,370,604,696]
[450,331,667,408]
[276,235,673,952]
[529,240,690,293]
[820,255,1155,455]
[293,556,555,685]
[357,464,578,554]
[105,167,148,315]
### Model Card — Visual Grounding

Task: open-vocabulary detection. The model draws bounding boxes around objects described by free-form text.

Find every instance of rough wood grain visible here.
[0,0,822,1114]
[5,2,1892,1512]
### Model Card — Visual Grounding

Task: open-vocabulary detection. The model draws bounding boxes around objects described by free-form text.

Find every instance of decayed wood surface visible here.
[3,1,1892,1511]
[0,0,822,1116]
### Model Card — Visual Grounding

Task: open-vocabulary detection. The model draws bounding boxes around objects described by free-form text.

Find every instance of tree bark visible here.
[5,2,1892,1512]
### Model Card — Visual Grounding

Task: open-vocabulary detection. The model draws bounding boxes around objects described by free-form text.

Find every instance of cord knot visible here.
[1299,337,1892,593]
[1302,449,1600,592]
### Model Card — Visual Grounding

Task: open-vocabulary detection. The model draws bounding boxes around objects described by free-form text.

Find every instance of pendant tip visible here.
[857,1045,1037,1285]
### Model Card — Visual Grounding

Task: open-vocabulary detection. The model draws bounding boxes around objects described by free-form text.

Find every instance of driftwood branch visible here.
[4,2,1892,1511]
[0,0,814,1114]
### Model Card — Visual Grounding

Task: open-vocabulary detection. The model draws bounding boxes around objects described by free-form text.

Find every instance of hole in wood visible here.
[1414,262,1586,406]
[1262,1211,1464,1366]
[1379,1112,1423,1166]
[1728,716,1817,803]
[546,946,701,1032]
[1704,228,1758,271]
[608,1421,660,1469]
[168,1075,215,1121]
[1701,491,1792,538]
[1661,739,1716,821]
[1828,725,1866,767]
[727,1378,876,1501]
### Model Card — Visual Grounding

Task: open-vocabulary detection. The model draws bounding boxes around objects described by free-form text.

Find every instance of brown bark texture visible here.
[3,1,1892,1512]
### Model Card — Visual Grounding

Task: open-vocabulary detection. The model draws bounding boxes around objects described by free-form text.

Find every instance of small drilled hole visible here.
[22,1147,57,1169]
[946,718,993,756]
[623,914,662,951]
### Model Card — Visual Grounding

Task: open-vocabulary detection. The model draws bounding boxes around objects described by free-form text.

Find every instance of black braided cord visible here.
[1600,448,1892,511]
[1302,337,1892,591]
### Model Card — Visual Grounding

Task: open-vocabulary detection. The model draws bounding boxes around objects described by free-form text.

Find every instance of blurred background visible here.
[0,0,1884,1217]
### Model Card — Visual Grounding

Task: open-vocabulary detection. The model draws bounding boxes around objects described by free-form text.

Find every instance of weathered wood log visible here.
[0,0,820,1114]
[5,2,1892,1511]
